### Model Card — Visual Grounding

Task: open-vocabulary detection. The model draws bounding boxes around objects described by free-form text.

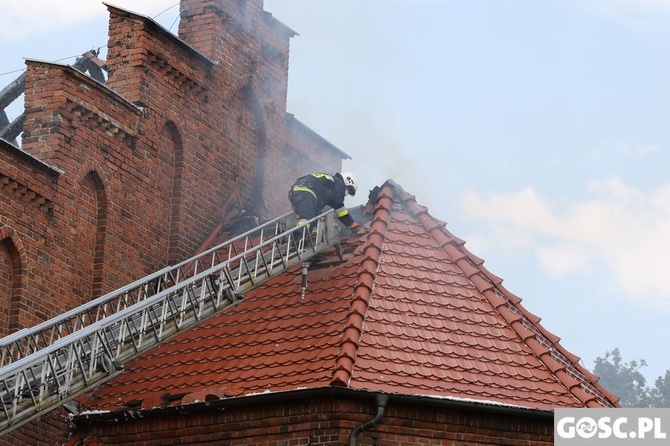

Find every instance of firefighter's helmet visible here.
[339,171,358,196]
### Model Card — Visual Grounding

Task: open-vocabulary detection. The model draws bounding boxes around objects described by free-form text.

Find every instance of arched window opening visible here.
[163,121,185,263]
[0,237,22,336]
[79,171,108,301]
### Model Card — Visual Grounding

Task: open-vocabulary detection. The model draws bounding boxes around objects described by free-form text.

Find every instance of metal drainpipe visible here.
[348,393,389,446]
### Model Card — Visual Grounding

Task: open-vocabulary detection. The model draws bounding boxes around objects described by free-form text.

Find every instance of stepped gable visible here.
[83,180,619,413]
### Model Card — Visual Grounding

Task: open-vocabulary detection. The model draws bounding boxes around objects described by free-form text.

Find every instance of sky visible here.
[1,0,669,385]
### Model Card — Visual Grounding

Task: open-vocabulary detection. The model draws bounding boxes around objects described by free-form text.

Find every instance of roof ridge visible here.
[330,182,395,387]
[393,183,619,408]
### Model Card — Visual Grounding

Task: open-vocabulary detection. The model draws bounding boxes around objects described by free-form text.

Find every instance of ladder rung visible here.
[0,209,342,435]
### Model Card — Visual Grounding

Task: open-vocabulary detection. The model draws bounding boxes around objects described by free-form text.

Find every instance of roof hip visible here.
[330,181,395,387]
[391,182,619,408]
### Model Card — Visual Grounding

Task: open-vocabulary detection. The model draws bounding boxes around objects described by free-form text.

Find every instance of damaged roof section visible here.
[81,179,619,415]
[0,51,108,146]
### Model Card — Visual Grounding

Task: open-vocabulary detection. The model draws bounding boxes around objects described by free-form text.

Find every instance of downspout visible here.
[348,393,389,446]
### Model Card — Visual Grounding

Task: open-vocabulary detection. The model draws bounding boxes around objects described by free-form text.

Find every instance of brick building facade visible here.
[72,390,555,445]
[0,1,618,445]
[1,1,346,443]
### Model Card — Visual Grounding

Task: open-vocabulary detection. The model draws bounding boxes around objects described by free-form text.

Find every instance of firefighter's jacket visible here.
[289,173,355,227]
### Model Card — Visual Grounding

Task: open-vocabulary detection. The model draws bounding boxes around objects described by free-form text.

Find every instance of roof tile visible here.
[83,180,618,412]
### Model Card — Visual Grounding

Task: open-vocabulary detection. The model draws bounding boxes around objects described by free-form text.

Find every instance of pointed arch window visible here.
[164,121,185,263]
[0,235,22,335]
[80,171,108,300]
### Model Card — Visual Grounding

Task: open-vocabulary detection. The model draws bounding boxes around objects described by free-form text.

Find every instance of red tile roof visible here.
[83,180,619,413]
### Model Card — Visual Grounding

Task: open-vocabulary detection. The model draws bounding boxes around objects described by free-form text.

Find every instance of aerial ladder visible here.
[0,210,342,435]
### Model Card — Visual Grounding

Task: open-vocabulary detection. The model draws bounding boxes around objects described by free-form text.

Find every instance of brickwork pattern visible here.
[0,0,347,443]
[73,396,554,445]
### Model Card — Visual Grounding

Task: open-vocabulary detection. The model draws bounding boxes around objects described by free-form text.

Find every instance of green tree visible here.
[648,371,670,408]
[593,348,649,407]
[593,349,670,407]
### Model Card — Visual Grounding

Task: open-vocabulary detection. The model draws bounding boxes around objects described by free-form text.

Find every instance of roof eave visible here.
[1,138,63,175]
[287,113,351,160]
[263,11,299,37]
[73,387,554,427]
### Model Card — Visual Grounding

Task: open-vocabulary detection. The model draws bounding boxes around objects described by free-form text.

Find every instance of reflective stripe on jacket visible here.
[289,173,354,226]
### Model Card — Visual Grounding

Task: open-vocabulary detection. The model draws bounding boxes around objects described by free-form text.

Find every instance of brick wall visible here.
[0,0,348,340]
[2,409,70,446]
[0,142,59,332]
[0,0,348,443]
[71,393,554,445]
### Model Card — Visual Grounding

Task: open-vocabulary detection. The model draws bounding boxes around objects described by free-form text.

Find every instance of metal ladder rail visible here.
[0,211,341,435]
[0,212,338,434]
[0,272,229,437]
[0,211,297,368]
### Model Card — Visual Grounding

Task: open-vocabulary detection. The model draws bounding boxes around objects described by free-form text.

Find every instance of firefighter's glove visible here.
[349,222,365,235]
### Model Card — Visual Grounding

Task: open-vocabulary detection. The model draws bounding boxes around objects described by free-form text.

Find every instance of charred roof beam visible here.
[72,51,108,84]
[0,112,25,144]
[0,71,27,145]
[0,71,26,111]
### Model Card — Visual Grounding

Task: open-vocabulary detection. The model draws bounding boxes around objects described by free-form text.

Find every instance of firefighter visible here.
[288,171,365,234]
